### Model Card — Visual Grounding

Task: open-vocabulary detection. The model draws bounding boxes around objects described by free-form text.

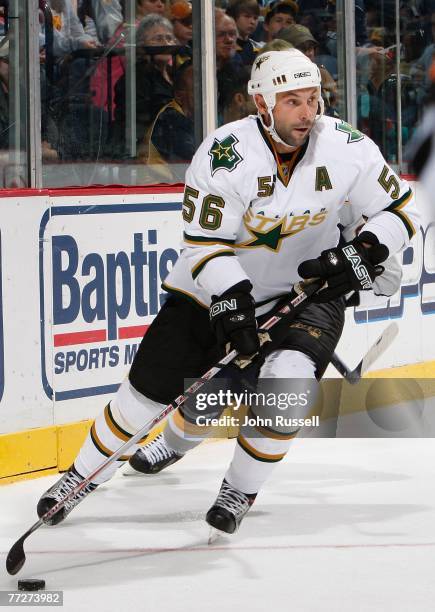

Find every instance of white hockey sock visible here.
[224,349,318,495]
[225,432,295,494]
[75,379,167,484]
[163,407,215,456]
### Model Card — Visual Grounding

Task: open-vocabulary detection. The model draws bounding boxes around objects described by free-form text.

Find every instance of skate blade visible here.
[122,463,147,477]
[208,526,222,546]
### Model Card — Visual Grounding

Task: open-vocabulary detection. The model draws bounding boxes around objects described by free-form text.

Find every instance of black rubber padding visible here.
[17,579,46,591]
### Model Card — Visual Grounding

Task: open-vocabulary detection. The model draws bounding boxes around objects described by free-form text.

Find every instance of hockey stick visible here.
[6,279,324,575]
[330,322,399,384]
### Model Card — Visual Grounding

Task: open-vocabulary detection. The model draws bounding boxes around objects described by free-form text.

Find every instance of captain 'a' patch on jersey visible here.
[208,134,243,176]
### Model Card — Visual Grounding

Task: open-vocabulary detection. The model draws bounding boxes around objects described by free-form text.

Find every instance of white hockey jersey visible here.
[163,115,420,309]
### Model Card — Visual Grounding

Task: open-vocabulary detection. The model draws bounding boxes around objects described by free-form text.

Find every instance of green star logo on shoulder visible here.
[240,219,297,252]
[335,120,364,143]
[209,134,243,176]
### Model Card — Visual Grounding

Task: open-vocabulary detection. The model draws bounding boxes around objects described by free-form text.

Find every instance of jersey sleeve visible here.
[181,132,250,298]
[346,137,420,255]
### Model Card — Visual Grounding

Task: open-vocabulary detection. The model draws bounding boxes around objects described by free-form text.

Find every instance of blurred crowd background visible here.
[0,0,433,187]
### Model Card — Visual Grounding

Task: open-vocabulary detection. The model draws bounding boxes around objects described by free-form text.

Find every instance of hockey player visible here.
[37,49,419,535]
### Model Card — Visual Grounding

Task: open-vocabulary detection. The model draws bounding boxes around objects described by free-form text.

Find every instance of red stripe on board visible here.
[0,184,185,199]
[54,329,107,347]
[47,184,185,197]
[118,325,149,340]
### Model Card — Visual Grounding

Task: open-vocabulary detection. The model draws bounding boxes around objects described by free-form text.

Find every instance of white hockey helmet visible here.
[248,49,324,145]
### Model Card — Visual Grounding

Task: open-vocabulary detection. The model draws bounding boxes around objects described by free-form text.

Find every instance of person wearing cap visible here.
[170,1,192,46]
[276,24,338,115]
[276,23,318,59]
[263,0,298,42]
[168,0,193,68]
[227,0,264,66]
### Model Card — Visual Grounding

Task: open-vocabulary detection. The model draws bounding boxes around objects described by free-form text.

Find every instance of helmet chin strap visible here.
[259,105,291,147]
[255,90,325,148]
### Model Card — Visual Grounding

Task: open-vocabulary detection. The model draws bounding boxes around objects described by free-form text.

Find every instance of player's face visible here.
[271,87,319,147]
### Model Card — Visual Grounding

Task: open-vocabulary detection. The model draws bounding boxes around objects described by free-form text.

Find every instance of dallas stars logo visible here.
[208,134,243,176]
[254,55,270,71]
[335,120,364,143]
[239,218,298,252]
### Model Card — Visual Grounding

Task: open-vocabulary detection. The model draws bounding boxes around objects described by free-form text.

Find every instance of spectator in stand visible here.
[263,1,298,43]
[111,14,177,157]
[358,45,420,161]
[170,1,193,46]
[0,39,58,160]
[168,0,193,68]
[217,64,257,124]
[78,0,123,45]
[276,23,317,60]
[275,23,339,116]
[215,8,243,70]
[41,0,99,57]
[411,12,435,90]
[90,0,178,125]
[142,60,195,181]
[136,0,167,19]
[302,6,338,79]
[226,0,264,66]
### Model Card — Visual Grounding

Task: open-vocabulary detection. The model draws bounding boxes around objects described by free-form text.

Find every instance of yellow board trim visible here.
[364,360,435,379]
[0,425,58,480]
[0,360,434,484]
[0,419,164,484]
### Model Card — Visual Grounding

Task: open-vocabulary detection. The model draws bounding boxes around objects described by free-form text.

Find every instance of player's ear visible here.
[253,93,266,114]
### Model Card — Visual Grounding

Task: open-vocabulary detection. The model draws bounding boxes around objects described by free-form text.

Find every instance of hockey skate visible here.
[206,479,257,536]
[37,466,98,526]
[125,433,183,475]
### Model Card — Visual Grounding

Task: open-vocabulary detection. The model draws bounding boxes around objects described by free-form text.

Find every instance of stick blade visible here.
[6,536,26,575]
[360,322,399,377]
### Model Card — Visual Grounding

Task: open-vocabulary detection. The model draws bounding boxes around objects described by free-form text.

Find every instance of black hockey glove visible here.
[297,232,389,303]
[209,280,260,356]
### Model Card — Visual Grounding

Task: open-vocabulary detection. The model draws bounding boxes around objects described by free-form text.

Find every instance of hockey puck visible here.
[17,579,46,591]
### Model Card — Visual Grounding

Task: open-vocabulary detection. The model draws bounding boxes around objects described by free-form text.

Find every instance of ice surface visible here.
[1,439,435,612]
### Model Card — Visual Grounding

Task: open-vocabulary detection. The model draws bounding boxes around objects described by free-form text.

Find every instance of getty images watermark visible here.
[194,388,319,429]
